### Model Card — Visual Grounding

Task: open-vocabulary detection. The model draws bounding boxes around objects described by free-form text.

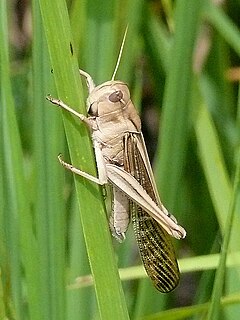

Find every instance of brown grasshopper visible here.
[47,33,186,293]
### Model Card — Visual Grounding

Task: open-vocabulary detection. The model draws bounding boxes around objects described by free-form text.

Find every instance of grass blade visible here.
[204,2,240,56]
[38,0,129,319]
[32,1,66,318]
[207,153,240,320]
[1,1,41,319]
[155,0,204,210]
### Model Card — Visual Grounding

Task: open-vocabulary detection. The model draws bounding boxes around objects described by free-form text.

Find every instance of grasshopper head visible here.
[87,80,141,130]
[87,80,130,116]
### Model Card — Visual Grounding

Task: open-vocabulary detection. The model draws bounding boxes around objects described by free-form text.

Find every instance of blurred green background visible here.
[1,0,240,319]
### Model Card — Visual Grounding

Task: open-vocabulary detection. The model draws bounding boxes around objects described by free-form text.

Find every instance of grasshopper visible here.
[47,34,186,293]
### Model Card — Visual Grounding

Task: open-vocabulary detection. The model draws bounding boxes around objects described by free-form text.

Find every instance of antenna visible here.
[111,25,129,81]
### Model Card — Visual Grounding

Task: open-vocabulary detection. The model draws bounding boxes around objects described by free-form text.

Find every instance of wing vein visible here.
[123,132,180,292]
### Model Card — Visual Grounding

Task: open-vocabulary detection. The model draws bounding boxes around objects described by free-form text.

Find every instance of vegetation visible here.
[1,0,240,319]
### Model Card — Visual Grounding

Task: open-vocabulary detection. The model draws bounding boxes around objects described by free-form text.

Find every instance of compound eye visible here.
[88,102,98,116]
[108,90,123,103]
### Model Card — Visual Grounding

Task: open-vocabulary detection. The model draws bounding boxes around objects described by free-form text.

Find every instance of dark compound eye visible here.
[108,90,123,103]
[88,102,98,116]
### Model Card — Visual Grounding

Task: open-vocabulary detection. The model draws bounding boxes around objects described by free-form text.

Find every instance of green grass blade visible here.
[1,5,23,317]
[38,0,129,319]
[82,1,118,83]
[155,0,204,210]
[115,0,144,83]
[195,101,232,231]
[69,0,86,57]
[204,2,240,56]
[0,270,7,319]
[195,84,240,318]
[0,1,41,319]
[195,88,240,248]
[67,251,240,289]
[67,195,96,320]
[142,293,240,320]
[143,8,171,75]
[32,1,66,319]
[207,154,240,320]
